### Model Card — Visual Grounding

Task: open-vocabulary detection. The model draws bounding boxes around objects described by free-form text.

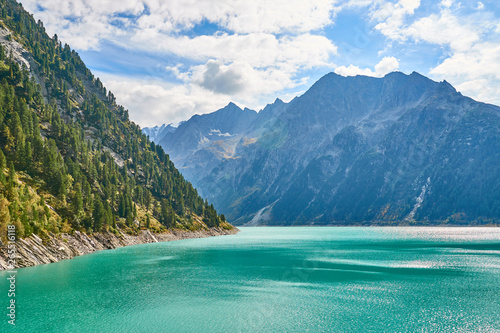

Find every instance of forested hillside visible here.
[0,0,231,242]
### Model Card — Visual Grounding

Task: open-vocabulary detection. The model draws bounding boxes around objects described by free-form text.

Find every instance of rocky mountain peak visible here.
[145,72,500,226]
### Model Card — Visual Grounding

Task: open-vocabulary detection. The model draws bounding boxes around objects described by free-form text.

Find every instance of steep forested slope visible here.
[0,0,232,244]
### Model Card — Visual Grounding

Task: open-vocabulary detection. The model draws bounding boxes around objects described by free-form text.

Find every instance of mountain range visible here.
[145,71,500,225]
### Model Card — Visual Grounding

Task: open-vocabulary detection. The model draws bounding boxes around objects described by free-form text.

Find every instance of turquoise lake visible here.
[1,227,499,332]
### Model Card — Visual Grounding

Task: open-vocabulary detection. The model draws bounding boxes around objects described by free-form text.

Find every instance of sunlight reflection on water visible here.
[2,227,499,332]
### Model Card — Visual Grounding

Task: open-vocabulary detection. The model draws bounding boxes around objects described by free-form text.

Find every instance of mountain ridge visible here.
[145,71,500,226]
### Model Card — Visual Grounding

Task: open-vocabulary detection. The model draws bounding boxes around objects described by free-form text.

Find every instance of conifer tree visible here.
[0,149,6,184]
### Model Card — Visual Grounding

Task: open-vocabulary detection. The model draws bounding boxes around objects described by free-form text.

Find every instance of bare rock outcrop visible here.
[0,227,238,270]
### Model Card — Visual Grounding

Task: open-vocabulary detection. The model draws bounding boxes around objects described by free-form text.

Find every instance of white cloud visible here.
[19,0,143,49]
[368,1,500,105]
[430,41,500,105]
[194,60,248,95]
[441,0,453,8]
[430,42,500,80]
[98,70,302,127]
[99,74,232,127]
[189,59,305,99]
[476,2,484,10]
[455,79,500,105]
[125,32,337,112]
[212,0,338,34]
[20,0,340,50]
[404,10,480,51]
[164,65,184,81]
[126,31,336,110]
[334,56,400,77]
[342,0,375,7]
[371,0,421,40]
[129,32,337,69]
[375,56,400,74]
[131,0,339,34]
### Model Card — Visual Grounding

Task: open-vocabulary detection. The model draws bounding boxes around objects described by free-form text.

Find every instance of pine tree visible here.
[1,125,15,153]
[0,149,6,184]
[92,197,105,232]
[7,161,15,195]
[72,183,83,217]
[0,197,11,242]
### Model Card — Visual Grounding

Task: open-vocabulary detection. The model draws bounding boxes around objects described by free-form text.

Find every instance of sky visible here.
[17,0,500,127]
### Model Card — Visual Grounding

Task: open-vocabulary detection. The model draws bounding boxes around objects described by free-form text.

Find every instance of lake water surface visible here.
[1,227,499,332]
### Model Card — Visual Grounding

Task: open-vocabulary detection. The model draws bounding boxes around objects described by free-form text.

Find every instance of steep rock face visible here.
[0,25,48,98]
[154,103,258,183]
[159,103,257,158]
[146,72,500,225]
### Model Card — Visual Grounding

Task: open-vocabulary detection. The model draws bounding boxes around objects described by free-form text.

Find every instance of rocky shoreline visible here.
[0,227,239,270]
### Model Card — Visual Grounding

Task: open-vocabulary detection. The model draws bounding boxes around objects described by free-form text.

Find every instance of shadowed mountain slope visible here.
[146,72,499,225]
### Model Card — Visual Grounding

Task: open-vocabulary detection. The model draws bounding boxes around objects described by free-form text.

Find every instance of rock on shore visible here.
[0,227,239,270]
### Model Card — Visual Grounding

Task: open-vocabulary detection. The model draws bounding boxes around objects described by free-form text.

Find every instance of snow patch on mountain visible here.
[209,129,232,137]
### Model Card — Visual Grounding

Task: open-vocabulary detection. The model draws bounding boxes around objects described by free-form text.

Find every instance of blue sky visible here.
[19,0,500,127]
